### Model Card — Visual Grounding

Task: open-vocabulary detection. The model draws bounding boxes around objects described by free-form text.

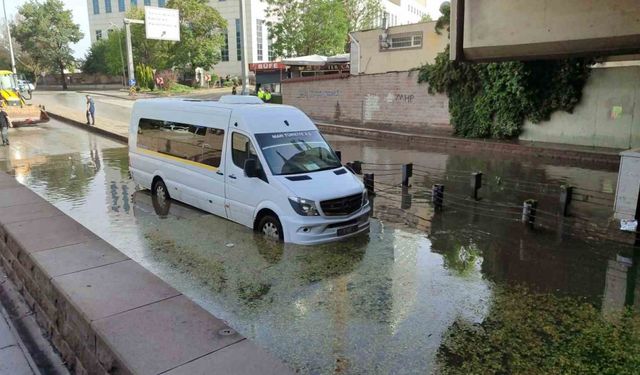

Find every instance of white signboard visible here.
[145,6,180,41]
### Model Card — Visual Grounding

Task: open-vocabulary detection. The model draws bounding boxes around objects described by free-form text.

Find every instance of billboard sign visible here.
[145,6,180,41]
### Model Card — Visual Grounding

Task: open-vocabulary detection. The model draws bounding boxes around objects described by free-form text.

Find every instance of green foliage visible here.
[82,30,126,77]
[166,0,227,70]
[126,7,171,69]
[437,285,640,375]
[435,1,450,35]
[135,64,154,90]
[266,0,349,57]
[12,0,83,89]
[418,45,592,138]
[168,83,193,93]
[344,0,383,31]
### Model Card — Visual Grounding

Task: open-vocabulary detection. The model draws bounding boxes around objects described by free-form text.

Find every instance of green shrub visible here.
[135,63,155,91]
[418,46,593,139]
[436,285,640,375]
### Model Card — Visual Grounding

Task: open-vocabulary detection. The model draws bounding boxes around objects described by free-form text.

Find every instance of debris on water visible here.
[225,242,235,248]
[619,219,637,232]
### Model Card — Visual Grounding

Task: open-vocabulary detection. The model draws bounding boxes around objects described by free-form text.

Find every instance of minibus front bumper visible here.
[282,206,371,245]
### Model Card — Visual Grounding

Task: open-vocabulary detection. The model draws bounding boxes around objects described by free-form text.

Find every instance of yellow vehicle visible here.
[0,70,48,126]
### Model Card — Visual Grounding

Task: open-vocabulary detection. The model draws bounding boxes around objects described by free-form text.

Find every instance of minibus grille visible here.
[321,193,362,216]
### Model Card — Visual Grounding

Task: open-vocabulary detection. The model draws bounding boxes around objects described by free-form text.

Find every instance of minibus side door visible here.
[225,131,265,227]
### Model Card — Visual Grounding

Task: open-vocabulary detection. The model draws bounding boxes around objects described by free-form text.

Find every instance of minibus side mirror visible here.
[244,159,258,178]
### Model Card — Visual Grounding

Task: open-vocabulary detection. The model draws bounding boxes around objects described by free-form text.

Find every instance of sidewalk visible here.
[0,307,38,375]
[77,86,233,101]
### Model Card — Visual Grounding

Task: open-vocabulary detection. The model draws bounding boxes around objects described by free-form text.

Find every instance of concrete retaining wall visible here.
[520,66,640,149]
[0,172,292,375]
[282,71,451,135]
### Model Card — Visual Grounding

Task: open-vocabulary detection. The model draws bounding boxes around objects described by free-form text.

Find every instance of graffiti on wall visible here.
[296,89,341,99]
[385,93,415,104]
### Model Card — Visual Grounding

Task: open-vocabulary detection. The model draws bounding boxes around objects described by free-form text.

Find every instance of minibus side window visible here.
[232,132,266,182]
[137,118,224,168]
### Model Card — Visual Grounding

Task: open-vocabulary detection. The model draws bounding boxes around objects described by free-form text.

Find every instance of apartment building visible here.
[86,0,431,76]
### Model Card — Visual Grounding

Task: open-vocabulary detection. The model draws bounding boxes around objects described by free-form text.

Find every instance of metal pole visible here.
[125,20,135,88]
[2,0,16,74]
[238,0,249,94]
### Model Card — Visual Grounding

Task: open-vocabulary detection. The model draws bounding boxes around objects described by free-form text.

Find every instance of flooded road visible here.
[1,120,638,374]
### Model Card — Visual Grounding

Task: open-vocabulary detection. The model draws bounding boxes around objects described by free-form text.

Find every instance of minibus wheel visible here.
[258,215,283,241]
[153,178,170,202]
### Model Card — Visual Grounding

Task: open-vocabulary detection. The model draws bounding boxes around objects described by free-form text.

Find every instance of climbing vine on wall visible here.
[418,46,593,139]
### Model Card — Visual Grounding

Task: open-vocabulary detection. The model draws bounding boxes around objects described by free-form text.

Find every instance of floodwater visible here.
[1,120,638,374]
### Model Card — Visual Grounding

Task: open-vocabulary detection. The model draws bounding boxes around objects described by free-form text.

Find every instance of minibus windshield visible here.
[255,131,342,175]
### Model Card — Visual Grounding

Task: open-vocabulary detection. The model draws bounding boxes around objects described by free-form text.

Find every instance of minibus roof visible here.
[133,97,318,134]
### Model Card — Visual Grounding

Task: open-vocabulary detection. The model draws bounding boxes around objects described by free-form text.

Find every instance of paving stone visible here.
[92,295,244,375]
[0,346,35,375]
[0,187,42,208]
[5,215,97,253]
[163,339,295,375]
[0,314,17,349]
[0,202,63,225]
[53,260,180,321]
[32,240,130,278]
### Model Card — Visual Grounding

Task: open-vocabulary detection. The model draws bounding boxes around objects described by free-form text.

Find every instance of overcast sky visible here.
[5,0,444,59]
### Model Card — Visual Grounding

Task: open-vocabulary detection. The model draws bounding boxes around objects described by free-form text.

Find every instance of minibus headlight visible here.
[288,197,319,216]
[362,190,369,206]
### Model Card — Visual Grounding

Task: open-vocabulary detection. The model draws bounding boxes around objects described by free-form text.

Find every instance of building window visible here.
[118,0,125,11]
[96,30,103,40]
[130,0,137,6]
[144,0,150,5]
[158,0,165,6]
[105,0,112,13]
[221,30,229,62]
[137,119,225,169]
[390,33,422,49]
[268,33,275,61]
[236,19,242,61]
[93,0,100,14]
[256,20,264,61]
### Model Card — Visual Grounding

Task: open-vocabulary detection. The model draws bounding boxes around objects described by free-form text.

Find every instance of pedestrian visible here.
[0,104,12,146]
[257,86,265,101]
[231,85,237,95]
[86,95,95,125]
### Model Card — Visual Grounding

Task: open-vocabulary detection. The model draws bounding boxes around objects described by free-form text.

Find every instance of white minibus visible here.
[128,95,370,244]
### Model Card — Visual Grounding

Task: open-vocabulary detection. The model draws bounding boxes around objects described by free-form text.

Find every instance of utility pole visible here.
[238,0,249,94]
[124,18,144,90]
[2,0,16,74]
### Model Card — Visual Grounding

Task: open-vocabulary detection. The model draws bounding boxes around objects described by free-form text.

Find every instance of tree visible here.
[12,0,83,90]
[344,0,383,32]
[266,0,349,57]
[125,7,171,69]
[166,0,227,71]
[421,14,433,22]
[82,29,127,80]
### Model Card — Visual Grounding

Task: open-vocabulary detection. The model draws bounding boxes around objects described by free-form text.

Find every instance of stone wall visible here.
[0,172,292,375]
[282,71,451,134]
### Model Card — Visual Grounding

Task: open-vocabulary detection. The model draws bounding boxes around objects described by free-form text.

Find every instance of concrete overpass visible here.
[450,0,640,61]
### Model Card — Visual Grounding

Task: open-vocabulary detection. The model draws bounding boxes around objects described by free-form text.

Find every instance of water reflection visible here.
[1,123,636,374]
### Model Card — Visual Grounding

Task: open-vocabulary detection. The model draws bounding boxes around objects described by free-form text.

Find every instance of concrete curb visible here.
[46,112,128,144]
[316,122,621,167]
[0,174,295,375]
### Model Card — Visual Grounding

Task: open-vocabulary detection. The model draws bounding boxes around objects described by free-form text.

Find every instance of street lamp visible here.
[109,22,127,88]
[2,0,16,74]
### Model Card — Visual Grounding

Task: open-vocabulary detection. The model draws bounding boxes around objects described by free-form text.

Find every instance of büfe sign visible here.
[145,6,180,41]
[249,62,286,72]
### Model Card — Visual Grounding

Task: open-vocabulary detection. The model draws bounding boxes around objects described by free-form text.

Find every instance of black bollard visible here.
[364,173,375,195]
[401,163,413,187]
[522,199,538,226]
[559,185,573,217]
[432,184,444,210]
[335,151,342,162]
[401,186,412,209]
[352,161,362,175]
[470,172,482,200]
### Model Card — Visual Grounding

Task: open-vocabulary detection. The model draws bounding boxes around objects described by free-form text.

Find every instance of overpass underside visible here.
[450,0,640,61]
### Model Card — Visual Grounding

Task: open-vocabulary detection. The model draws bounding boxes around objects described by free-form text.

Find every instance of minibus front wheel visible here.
[257,213,284,242]
[152,177,170,203]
